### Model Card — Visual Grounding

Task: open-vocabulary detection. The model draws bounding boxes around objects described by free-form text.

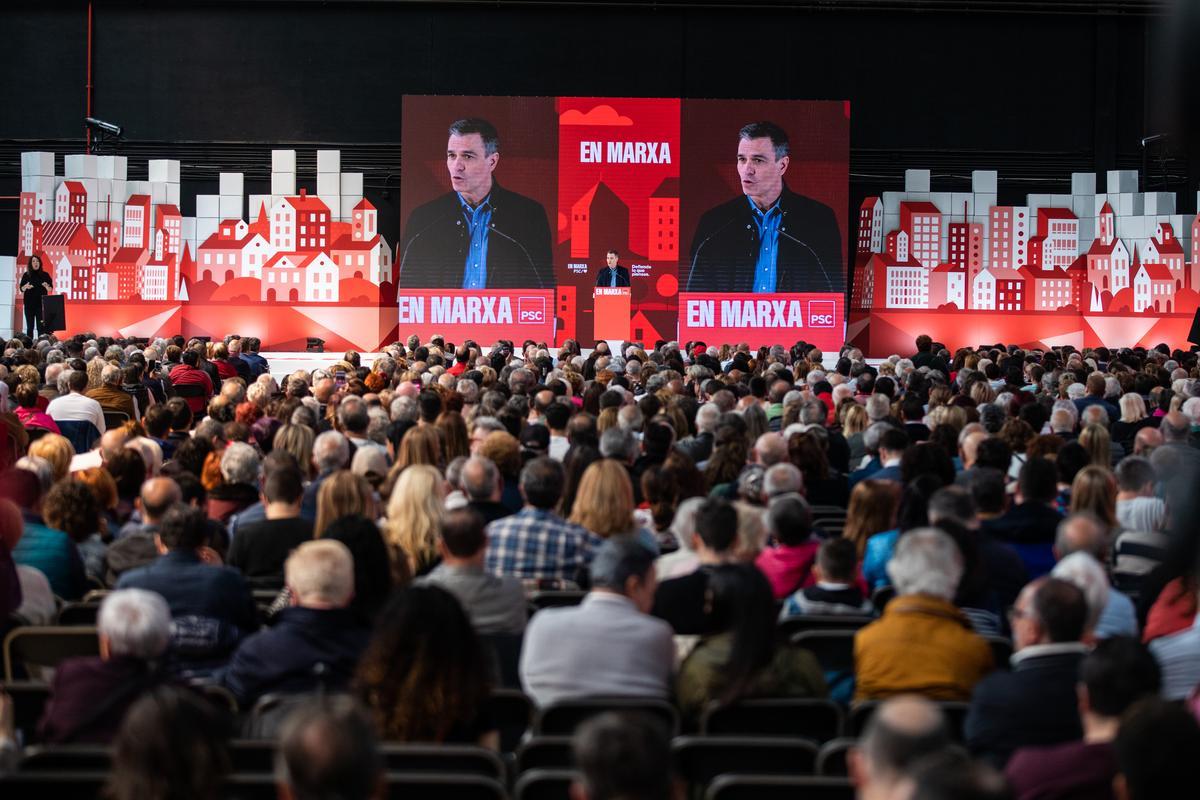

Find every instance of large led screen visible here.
[399,96,849,348]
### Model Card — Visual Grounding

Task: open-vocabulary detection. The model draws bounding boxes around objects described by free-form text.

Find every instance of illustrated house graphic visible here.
[571,181,628,261]
[647,177,679,261]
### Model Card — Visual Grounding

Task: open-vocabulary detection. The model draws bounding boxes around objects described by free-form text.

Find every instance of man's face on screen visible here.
[737,136,788,210]
[447,132,498,206]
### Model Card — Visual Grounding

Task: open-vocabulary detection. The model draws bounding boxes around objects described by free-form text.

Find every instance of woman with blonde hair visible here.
[385,464,445,577]
[568,458,658,553]
[1069,465,1118,532]
[272,424,315,480]
[842,479,900,561]
[1111,393,1151,447]
[596,406,619,434]
[1078,423,1112,468]
[28,433,75,484]
[314,470,378,539]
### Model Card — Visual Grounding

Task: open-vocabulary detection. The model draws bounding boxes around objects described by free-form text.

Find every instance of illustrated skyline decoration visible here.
[851,168,1200,319]
[13,150,394,311]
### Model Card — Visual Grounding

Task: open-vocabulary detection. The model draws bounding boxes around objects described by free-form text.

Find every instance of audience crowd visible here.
[1,329,1199,798]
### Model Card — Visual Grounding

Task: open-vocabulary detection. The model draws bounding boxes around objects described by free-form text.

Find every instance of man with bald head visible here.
[106,477,183,582]
[1133,425,1162,457]
[849,696,953,800]
[752,433,788,467]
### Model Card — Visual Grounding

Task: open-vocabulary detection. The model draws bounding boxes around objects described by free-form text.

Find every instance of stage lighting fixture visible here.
[85,117,123,137]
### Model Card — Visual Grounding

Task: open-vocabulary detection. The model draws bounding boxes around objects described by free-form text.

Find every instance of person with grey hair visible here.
[274,696,383,800]
[600,426,638,464]
[519,535,673,706]
[461,455,510,525]
[848,696,952,800]
[855,528,993,701]
[389,394,419,425]
[220,539,368,706]
[677,402,719,464]
[37,588,172,743]
[1053,513,1137,638]
[865,393,891,424]
[762,461,803,500]
[654,496,705,580]
[87,362,138,420]
[206,441,261,526]
[300,431,350,522]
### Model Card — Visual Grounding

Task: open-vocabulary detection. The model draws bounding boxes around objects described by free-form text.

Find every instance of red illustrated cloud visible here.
[559,105,633,126]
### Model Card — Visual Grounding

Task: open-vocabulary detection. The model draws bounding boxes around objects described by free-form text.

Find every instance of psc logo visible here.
[517,296,546,324]
[807,300,836,328]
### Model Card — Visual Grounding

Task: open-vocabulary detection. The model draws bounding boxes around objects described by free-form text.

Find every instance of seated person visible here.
[1006,637,1162,799]
[966,577,1090,767]
[417,507,526,635]
[571,712,675,800]
[355,584,498,747]
[38,589,171,744]
[227,457,312,589]
[754,492,820,600]
[117,505,257,675]
[275,697,383,800]
[652,498,738,634]
[677,563,826,727]
[220,539,369,707]
[782,537,873,617]
[521,536,674,707]
[855,528,993,701]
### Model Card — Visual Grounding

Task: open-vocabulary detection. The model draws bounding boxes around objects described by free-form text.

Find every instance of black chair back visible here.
[534,697,679,737]
[3,626,101,681]
[701,698,844,742]
[816,738,856,776]
[516,736,575,773]
[789,630,857,675]
[513,768,579,800]
[672,736,818,789]
[705,774,855,800]
[778,614,874,638]
[488,688,534,753]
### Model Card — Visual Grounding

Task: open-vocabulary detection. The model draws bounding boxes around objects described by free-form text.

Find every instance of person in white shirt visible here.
[46,368,106,433]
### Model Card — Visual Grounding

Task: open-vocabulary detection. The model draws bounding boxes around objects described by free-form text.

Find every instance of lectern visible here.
[593,287,630,341]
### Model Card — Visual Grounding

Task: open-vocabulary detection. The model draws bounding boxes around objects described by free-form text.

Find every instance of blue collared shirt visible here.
[750,196,783,293]
[1149,612,1200,700]
[460,193,493,289]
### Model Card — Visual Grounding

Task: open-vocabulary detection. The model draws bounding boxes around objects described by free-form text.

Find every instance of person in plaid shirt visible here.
[485,457,603,584]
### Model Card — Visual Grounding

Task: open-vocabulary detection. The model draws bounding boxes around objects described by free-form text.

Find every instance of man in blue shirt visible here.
[399,117,553,289]
[686,121,843,294]
[595,249,630,287]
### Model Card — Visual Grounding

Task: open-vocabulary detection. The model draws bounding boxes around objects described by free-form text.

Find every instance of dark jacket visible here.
[227,516,313,588]
[398,182,553,289]
[37,656,163,744]
[965,646,1086,768]
[595,265,631,287]
[685,184,843,293]
[219,606,369,705]
[982,503,1063,579]
[652,567,714,635]
[117,550,257,665]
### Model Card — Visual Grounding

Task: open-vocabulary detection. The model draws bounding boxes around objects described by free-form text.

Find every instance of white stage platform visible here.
[259,349,848,381]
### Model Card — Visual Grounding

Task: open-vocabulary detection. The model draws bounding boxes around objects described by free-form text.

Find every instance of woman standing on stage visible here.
[18,254,54,338]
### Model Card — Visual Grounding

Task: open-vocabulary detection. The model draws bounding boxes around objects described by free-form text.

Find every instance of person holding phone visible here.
[18,255,54,338]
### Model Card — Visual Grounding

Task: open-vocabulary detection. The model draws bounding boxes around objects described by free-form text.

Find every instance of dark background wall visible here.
[1,0,1192,264]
